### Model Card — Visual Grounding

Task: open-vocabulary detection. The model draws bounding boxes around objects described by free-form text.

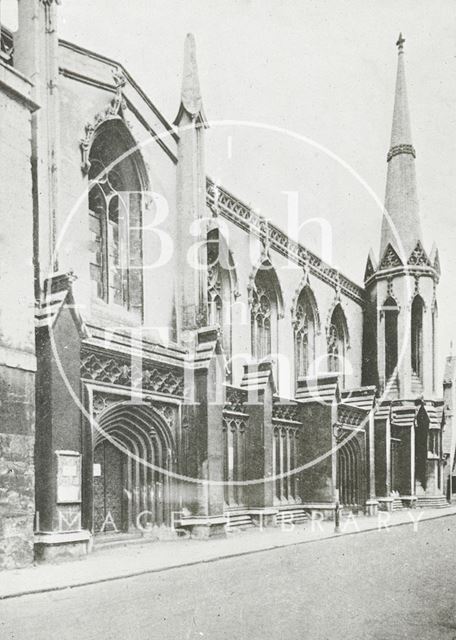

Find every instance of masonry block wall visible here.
[297,401,334,504]
[0,64,37,569]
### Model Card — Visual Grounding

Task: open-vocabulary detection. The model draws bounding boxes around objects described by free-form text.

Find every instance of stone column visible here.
[174,34,208,343]
[366,409,378,515]
[179,328,226,538]
[15,0,61,281]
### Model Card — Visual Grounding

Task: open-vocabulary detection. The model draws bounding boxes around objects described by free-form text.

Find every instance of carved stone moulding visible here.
[205,179,364,305]
[91,391,177,434]
[80,69,129,175]
[222,416,247,433]
[407,241,432,267]
[224,386,247,413]
[379,243,403,270]
[81,350,184,397]
[272,403,298,423]
[387,143,416,162]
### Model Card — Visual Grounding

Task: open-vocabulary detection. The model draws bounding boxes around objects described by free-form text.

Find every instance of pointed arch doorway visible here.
[92,403,175,534]
[337,435,366,511]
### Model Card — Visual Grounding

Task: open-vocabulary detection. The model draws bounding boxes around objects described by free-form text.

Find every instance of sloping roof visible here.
[295,373,340,404]
[35,273,90,339]
[240,361,276,394]
[341,386,377,411]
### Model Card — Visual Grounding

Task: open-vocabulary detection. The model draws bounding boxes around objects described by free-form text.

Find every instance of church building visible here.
[0,1,452,569]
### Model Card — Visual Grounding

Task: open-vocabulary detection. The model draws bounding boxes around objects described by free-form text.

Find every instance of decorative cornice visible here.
[387,144,416,162]
[337,403,367,428]
[206,179,364,306]
[224,386,248,414]
[81,350,184,397]
[272,400,299,424]
[365,265,438,290]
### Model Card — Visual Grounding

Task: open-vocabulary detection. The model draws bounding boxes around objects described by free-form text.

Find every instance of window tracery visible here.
[88,122,144,315]
[327,305,347,385]
[294,291,316,381]
[251,285,273,359]
[206,229,234,359]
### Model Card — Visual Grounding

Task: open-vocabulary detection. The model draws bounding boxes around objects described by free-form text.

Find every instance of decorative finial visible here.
[174,33,208,127]
[396,32,405,52]
[113,68,126,90]
[181,34,202,117]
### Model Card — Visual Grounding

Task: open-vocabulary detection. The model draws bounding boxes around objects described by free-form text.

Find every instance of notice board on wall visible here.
[56,450,82,504]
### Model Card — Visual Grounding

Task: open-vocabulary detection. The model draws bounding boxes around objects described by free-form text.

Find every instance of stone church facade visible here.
[0,2,453,569]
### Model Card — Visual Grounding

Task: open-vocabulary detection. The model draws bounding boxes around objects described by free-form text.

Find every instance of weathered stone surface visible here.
[0,391,35,569]
[0,513,34,569]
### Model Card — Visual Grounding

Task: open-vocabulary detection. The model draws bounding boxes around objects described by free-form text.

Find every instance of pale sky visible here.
[6,0,456,380]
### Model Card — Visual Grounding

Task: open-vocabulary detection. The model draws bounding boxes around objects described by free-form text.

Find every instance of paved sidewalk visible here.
[1,505,456,601]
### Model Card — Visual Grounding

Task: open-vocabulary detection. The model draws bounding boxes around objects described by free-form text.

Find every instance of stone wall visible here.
[0,64,37,568]
[0,369,35,569]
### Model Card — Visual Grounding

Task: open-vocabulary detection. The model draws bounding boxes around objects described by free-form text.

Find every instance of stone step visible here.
[224,512,255,530]
[392,498,404,511]
[276,508,309,525]
[416,496,448,509]
[94,531,146,550]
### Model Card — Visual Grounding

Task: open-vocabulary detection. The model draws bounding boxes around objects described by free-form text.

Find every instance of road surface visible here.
[1,516,456,639]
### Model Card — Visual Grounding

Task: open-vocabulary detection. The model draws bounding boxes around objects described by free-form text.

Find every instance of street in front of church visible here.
[1,514,455,640]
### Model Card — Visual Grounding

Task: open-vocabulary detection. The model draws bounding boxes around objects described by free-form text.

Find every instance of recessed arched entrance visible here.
[92,403,175,534]
[337,435,365,510]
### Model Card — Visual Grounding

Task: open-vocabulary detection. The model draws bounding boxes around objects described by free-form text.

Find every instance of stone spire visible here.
[379,33,423,264]
[174,34,208,340]
[174,33,207,126]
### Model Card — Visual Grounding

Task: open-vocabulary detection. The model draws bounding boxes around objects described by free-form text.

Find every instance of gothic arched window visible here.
[384,297,399,383]
[294,287,317,382]
[327,305,347,385]
[411,295,424,380]
[88,120,145,316]
[206,228,234,358]
[251,267,280,360]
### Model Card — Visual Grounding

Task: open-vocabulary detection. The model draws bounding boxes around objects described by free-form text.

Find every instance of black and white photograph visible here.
[0,1,456,638]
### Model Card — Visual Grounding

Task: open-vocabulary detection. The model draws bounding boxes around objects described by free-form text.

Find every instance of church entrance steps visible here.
[94,531,145,550]
[416,495,448,509]
[275,506,309,526]
[224,510,255,531]
[339,505,363,517]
